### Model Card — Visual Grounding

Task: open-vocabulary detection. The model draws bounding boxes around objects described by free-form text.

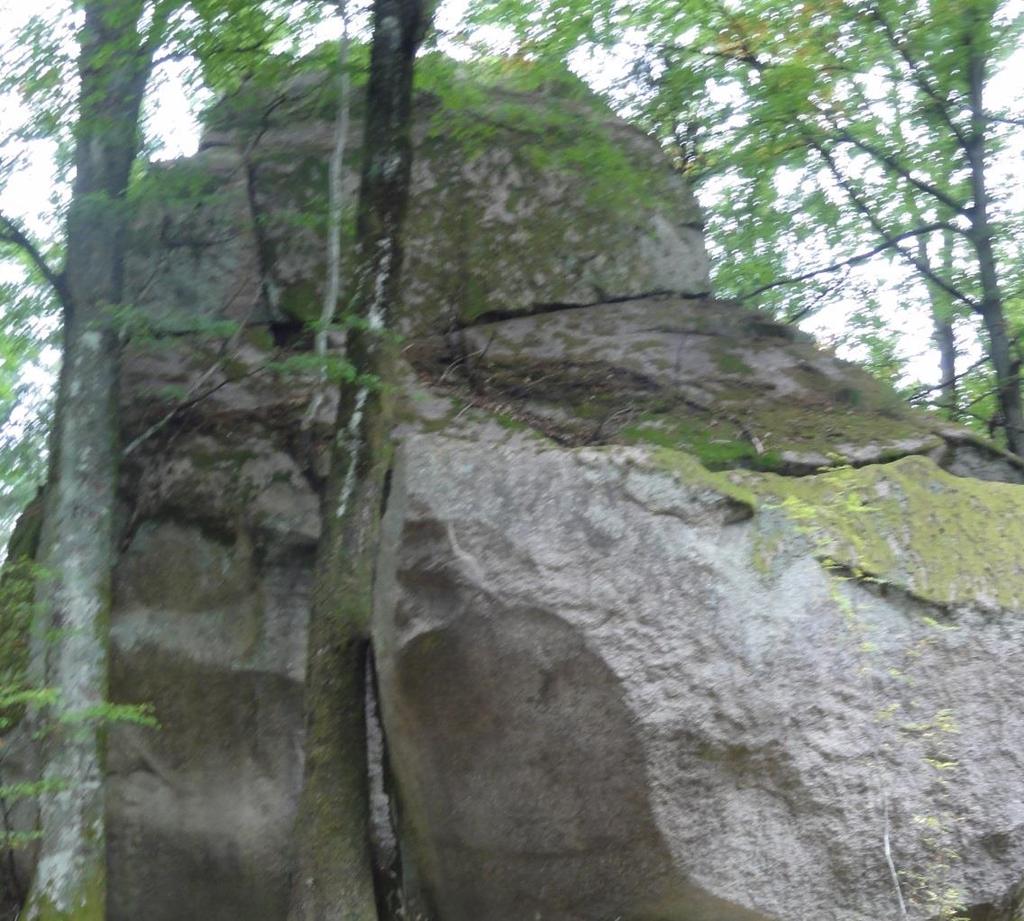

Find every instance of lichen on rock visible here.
[738,454,1024,611]
[374,435,1024,921]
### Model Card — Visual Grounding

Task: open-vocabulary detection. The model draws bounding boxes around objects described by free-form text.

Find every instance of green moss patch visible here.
[714,351,754,376]
[643,447,759,513]
[620,416,785,472]
[740,455,1024,611]
[416,340,941,473]
[278,278,321,326]
[23,868,105,921]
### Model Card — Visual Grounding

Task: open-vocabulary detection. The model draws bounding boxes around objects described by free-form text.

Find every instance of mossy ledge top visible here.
[648,446,1024,613]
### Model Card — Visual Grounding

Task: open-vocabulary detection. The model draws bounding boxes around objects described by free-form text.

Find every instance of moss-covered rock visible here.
[405,293,1020,481]
[100,49,1024,921]
[739,454,1024,611]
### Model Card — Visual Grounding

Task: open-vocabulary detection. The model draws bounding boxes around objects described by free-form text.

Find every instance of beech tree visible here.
[11,5,174,916]
[286,0,435,917]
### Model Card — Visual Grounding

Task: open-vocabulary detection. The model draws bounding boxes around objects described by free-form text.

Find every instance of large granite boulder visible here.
[104,198,1024,921]
[373,436,1024,921]
[90,282,1024,921]
[6,61,1024,921]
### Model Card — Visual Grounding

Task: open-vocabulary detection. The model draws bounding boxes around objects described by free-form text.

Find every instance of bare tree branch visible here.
[123,361,269,456]
[833,129,970,216]
[905,352,994,402]
[0,211,69,307]
[783,273,848,324]
[812,142,978,310]
[982,112,1024,128]
[868,4,972,153]
[152,40,274,68]
[738,222,953,302]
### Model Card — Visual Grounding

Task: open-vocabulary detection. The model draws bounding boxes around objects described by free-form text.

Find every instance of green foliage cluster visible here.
[464,0,1024,446]
[413,51,661,212]
[0,284,53,552]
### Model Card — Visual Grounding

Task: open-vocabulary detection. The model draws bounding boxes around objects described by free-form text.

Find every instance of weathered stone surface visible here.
[104,341,325,921]
[125,148,263,333]
[127,80,710,336]
[374,435,1024,921]
[5,59,1018,921]
[90,290,1024,921]
[931,427,1024,485]
[405,293,1023,481]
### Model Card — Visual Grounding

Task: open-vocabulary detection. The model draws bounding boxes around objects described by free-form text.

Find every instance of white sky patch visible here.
[145,58,210,161]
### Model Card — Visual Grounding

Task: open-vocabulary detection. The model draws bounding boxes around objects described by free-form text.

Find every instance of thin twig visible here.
[883,795,909,920]
[740,223,950,303]
[123,363,270,456]
[123,287,263,458]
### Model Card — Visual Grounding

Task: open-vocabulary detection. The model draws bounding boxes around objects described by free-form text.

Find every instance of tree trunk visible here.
[932,314,958,418]
[965,34,1024,455]
[916,231,958,418]
[24,3,159,918]
[286,2,433,920]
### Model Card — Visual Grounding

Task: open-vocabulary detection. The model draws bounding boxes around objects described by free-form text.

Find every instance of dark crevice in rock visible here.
[268,319,308,349]
[242,157,283,322]
[379,465,394,522]
[415,338,999,480]
[456,289,712,329]
[771,442,942,478]
[366,646,405,921]
[640,323,724,337]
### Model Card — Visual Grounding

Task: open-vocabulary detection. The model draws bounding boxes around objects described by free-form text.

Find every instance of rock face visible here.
[409,293,1016,476]
[7,69,1024,921]
[126,75,710,337]
[374,439,1024,921]
[106,345,322,921]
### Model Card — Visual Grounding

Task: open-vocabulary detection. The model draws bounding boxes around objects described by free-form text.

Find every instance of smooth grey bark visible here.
[286,2,434,920]
[915,230,959,418]
[24,3,167,918]
[965,41,1024,455]
[932,314,958,416]
[304,2,353,429]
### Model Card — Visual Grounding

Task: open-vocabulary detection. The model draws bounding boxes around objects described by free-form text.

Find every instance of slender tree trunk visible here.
[24,3,161,918]
[965,37,1024,455]
[304,2,353,429]
[916,232,958,418]
[287,2,433,919]
[932,315,958,417]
